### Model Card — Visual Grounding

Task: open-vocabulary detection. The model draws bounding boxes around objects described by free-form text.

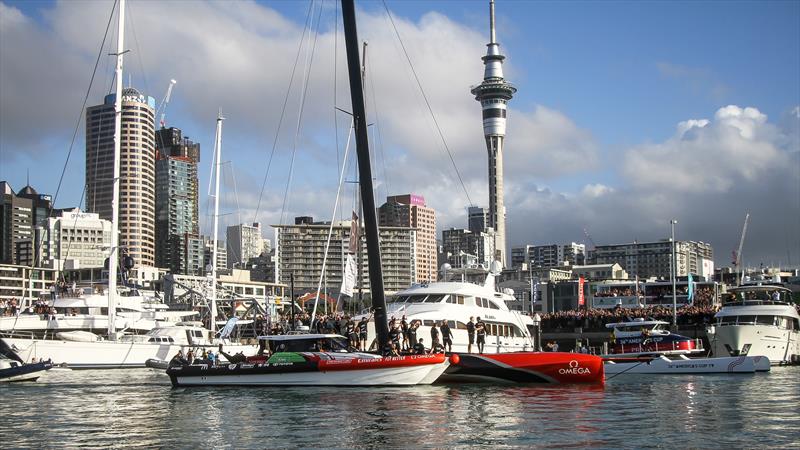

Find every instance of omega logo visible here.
[558,359,591,375]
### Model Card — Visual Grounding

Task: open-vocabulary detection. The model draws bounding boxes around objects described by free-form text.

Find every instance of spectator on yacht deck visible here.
[413,338,427,355]
[440,320,453,353]
[475,317,486,354]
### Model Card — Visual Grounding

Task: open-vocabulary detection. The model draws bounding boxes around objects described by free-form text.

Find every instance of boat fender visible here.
[449,354,460,365]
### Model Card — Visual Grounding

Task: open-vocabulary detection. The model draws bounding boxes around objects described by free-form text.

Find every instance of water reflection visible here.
[2,368,799,448]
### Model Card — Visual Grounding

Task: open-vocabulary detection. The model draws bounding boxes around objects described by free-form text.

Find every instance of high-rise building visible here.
[1,181,52,266]
[203,237,228,274]
[589,240,714,279]
[36,208,112,269]
[377,194,437,283]
[86,87,157,268]
[511,243,586,269]
[441,227,496,269]
[471,0,516,268]
[274,217,416,294]
[467,206,489,234]
[154,127,201,274]
[226,223,266,269]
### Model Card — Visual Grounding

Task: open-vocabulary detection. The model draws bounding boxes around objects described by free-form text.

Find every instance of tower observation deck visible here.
[470,0,516,268]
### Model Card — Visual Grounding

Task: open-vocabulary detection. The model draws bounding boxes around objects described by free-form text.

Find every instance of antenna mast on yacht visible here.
[107,0,126,339]
[735,213,750,285]
[210,113,225,333]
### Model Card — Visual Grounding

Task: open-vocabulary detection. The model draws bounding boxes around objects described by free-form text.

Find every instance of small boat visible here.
[166,334,452,386]
[603,318,704,357]
[440,352,604,384]
[603,354,770,375]
[0,355,52,382]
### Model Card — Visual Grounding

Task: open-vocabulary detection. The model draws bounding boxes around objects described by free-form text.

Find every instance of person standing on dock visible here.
[466,317,476,353]
[476,317,486,354]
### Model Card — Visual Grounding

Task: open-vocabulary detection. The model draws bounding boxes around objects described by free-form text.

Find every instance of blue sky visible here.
[1,0,798,268]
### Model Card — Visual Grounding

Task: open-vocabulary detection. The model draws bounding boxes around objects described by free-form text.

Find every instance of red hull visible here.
[442,352,604,384]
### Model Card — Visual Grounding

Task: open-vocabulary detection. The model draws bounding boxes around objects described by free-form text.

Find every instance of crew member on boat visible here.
[466,317,475,354]
[475,317,486,354]
[440,320,453,353]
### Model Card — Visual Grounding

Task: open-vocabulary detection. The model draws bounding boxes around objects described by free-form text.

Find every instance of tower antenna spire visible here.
[490,0,496,44]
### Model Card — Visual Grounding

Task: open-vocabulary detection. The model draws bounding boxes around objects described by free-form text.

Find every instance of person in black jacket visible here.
[440,320,454,353]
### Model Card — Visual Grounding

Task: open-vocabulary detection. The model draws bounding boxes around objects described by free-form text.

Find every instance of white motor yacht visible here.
[1,322,258,369]
[358,272,536,353]
[0,287,196,338]
[707,283,799,365]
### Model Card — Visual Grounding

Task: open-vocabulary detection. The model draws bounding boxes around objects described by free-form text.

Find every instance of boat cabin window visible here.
[427,294,446,303]
[268,336,350,353]
[407,295,428,303]
[423,320,436,326]
[455,321,467,330]
[756,316,776,326]
[720,316,737,325]
[737,315,757,325]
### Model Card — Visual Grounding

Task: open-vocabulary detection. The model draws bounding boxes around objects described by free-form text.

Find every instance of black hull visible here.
[0,362,52,382]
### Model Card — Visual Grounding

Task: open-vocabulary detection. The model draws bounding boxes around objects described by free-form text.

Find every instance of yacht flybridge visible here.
[707,283,799,365]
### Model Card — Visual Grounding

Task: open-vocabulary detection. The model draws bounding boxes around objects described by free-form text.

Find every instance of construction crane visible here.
[155,79,177,128]
[733,212,750,285]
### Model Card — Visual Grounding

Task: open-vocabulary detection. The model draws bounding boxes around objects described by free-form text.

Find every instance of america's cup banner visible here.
[578,276,585,307]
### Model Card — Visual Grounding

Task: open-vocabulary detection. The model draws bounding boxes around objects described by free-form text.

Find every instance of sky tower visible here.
[471,0,516,268]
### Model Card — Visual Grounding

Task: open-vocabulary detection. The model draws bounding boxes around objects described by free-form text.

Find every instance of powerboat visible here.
[707,283,799,365]
[358,272,537,354]
[603,318,704,357]
[604,354,770,375]
[0,287,196,338]
[0,355,52,382]
[1,322,259,369]
[166,334,451,386]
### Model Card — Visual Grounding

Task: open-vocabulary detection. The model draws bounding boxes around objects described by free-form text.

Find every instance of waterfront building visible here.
[85,87,157,268]
[0,264,58,302]
[0,182,52,266]
[36,209,112,270]
[154,127,201,275]
[511,243,586,269]
[273,217,416,295]
[588,240,714,279]
[441,227,496,270]
[471,0,516,267]
[226,223,267,269]
[203,237,228,274]
[377,194,437,283]
[467,206,489,234]
[572,263,628,280]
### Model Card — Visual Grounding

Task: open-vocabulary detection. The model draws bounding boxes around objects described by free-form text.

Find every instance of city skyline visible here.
[1,0,798,268]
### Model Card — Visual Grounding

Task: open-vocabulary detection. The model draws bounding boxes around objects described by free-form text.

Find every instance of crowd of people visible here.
[540,304,722,331]
[0,298,18,316]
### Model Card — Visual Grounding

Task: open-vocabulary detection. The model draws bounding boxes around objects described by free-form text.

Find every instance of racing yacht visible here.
[707,283,799,365]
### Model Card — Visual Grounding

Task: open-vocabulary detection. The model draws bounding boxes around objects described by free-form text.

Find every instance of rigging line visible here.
[381,0,473,207]
[279,0,324,227]
[41,0,116,264]
[252,0,315,226]
[126,0,148,97]
[366,60,390,200]
[333,0,343,223]
[311,120,355,323]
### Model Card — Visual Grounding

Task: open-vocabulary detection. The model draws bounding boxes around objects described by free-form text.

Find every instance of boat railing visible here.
[612,338,704,355]
[722,300,790,307]
[0,330,38,340]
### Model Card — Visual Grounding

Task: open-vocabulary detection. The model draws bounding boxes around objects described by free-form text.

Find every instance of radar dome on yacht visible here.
[490,260,503,275]
[440,263,452,273]
[503,288,514,295]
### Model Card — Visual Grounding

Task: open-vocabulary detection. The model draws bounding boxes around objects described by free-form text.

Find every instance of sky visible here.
[1,0,798,269]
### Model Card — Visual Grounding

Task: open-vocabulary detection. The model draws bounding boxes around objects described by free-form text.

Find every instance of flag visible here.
[218,317,239,339]
[687,272,694,302]
[578,276,585,307]
[340,254,357,297]
[348,211,360,254]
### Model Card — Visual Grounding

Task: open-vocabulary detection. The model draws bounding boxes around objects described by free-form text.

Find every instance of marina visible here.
[0,0,798,447]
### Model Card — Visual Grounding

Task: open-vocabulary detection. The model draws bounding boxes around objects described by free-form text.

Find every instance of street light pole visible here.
[670,219,678,328]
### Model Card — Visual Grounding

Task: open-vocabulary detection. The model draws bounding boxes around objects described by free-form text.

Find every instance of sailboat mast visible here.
[108,0,126,338]
[211,114,224,332]
[341,0,389,350]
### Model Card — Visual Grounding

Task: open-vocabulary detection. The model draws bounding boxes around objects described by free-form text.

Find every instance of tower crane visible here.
[155,79,177,128]
[733,212,750,285]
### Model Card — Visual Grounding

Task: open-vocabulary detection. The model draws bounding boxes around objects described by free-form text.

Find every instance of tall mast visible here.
[210,113,224,333]
[341,0,389,351]
[108,0,126,338]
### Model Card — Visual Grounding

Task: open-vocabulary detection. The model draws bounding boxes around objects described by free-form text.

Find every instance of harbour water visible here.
[3,367,799,448]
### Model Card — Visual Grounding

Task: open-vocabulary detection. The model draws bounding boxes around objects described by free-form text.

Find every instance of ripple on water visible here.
[2,367,799,448]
